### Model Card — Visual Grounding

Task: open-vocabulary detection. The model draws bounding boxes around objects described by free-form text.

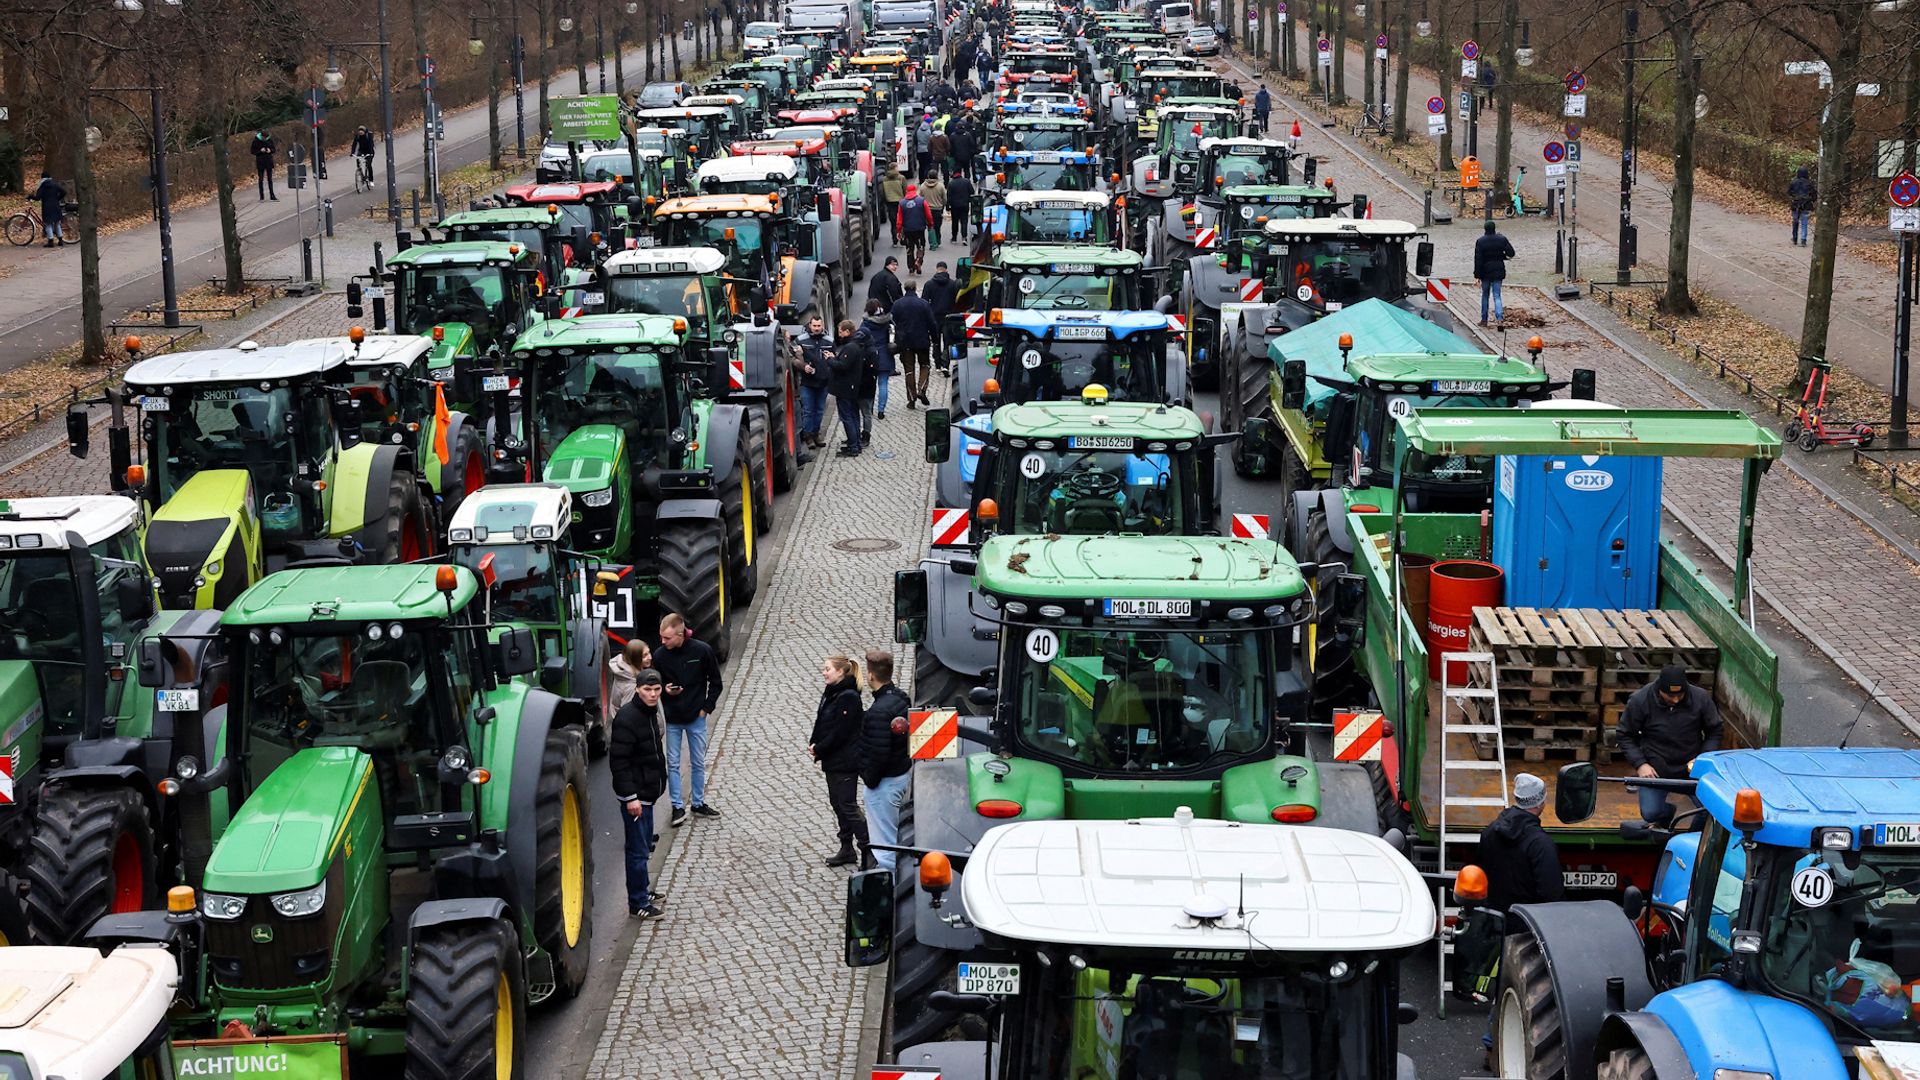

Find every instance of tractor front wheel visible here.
[24,786,154,945]
[771,372,799,494]
[1598,1047,1655,1080]
[533,728,593,999]
[912,648,980,711]
[656,518,731,664]
[404,921,526,1080]
[720,435,760,609]
[1494,930,1570,1080]
[746,404,775,535]
[376,471,432,564]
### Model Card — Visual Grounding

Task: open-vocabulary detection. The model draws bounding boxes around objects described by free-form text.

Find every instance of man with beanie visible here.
[609,668,669,919]
[1475,772,1563,1056]
[897,183,932,274]
[1619,665,1722,826]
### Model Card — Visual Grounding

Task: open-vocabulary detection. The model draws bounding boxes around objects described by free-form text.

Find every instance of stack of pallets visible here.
[1582,609,1719,762]
[1466,608,1607,762]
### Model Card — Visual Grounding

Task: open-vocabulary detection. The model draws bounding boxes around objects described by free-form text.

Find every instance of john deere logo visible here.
[251,925,274,944]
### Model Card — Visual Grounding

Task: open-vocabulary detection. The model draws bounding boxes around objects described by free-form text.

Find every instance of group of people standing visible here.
[808,651,913,871]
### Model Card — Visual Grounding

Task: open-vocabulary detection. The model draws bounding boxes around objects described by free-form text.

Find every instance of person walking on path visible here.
[1473,220,1516,326]
[921,173,948,250]
[654,612,725,826]
[914,118,934,181]
[1473,772,1563,1052]
[607,638,653,716]
[809,656,870,867]
[947,171,974,241]
[829,318,869,456]
[859,649,912,873]
[1618,665,1722,826]
[610,668,670,919]
[250,130,279,202]
[1253,86,1271,135]
[794,315,836,449]
[880,164,907,243]
[858,299,892,429]
[898,183,932,274]
[869,254,904,311]
[1788,166,1816,247]
[891,280,938,408]
[1287,118,1302,152]
[32,173,66,247]
[928,130,953,192]
[924,260,959,373]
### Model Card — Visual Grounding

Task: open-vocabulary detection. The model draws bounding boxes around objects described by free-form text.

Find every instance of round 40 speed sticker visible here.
[1021,348,1044,369]
[1025,627,1060,663]
[1020,452,1047,479]
[1791,865,1833,908]
[1018,275,1039,294]
[1387,396,1414,420]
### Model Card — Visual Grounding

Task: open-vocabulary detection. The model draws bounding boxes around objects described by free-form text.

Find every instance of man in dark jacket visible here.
[859,649,912,872]
[828,318,869,455]
[610,669,670,918]
[810,656,869,867]
[868,255,904,311]
[1788,166,1816,246]
[32,173,66,247]
[897,183,932,274]
[1473,220,1515,326]
[250,131,278,202]
[1475,772,1563,1053]
[946,173,975,241]
[794,315,835,450]
[891,281,938,409]
[924,261,960,374]
[654,612,725,826]
[1618,665,1722,826]
[858,302,892,432]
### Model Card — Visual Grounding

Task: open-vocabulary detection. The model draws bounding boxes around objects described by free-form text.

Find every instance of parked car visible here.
[1185,24,1219,55]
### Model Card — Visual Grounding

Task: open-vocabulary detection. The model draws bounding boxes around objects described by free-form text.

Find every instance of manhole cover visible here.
[833,537,901,554]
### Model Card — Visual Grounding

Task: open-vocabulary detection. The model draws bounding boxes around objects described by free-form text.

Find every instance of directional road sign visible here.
[1461,39,1479,60]
[1565,69,1587,94]
[1892,171,1920,209]
[1426,95,1446,115]
[1543,141,1565,164]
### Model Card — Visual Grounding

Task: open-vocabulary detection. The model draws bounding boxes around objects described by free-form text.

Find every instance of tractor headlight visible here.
[202,892,247,920]
[1818,826,1854,850]
[269,882,328,919]
[582,486,614,508]
[441,745,472,772]
[175,756,201,781]
[450,528,473,542]
[1714,1072,1773,1080]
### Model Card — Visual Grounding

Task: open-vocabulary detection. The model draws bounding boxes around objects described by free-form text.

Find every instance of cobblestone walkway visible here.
[586,357,944,1078]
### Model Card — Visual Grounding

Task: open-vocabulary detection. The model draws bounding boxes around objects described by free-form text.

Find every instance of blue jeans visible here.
[1481,279,1504,322]
[836,395,863,450]
[864,771,911,873]
[800,383,829,437]
[1792,209,1810,244]
[621,802,655,911]
[875,375,891,415]
[664,715,709,808]
[1632,779,1674,825]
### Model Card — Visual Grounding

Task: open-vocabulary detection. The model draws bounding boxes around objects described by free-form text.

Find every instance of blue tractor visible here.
[1493,748,1920,1080]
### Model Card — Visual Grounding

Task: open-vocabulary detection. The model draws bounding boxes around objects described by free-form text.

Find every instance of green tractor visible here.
[0,495,229,946]
[92,562,592,1077]
[512,314,756,661]
[71,340,438,611]
[447,483,614,755]
[381,238,548,412]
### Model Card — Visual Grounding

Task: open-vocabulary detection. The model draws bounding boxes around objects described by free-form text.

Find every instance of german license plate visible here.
[1069,436,1132,449]
[1054,325,1106,341]
[482,375,513,392]
[140,396,170,412]
[1876,823,1920,846]
[1051,263,1096,274]
[1432,379,1491,394]
[1563,871,1617,889]
[1103,597,1192,618]
[956,962,1021,995]
[155,688,199,712]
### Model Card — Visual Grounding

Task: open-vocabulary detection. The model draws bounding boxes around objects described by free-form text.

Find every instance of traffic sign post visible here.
[1427,95,1446,114]
[1894,171,1919,446]
[1543,141,1565,164]
[1565,69,1587,94]
[1375,33,1387,60]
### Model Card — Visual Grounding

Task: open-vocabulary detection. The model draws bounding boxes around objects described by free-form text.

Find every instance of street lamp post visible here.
[93,86,177,328]
[472,9,528,161]
[596,6,607,93]
[325,38,399,228]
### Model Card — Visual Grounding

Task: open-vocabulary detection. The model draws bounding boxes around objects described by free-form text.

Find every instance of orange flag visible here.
[432,382,452,467]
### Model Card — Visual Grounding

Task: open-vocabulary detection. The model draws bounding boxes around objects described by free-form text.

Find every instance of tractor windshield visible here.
[1215,153,1286,187]
[1009,623,1273,772]
[1280,239,1406,308]
[399,265,512,338]
[0,552,87,729]
[1353,388,1511,501]
[1005,271,1132,312]
[1002,446,1195,535]
[1008,204,1109,244]
[1758,844,1920,1041]
[657,217,769,268]
[239,624,434,773]
[1005,127,1084,153]
[1161,117,1237,156]
[534,352,676,469]
[145,383,331,510]
[457,542,562,626]
[1005,161,1099,192]
[994,334,1165,403]
[604,273,711,322]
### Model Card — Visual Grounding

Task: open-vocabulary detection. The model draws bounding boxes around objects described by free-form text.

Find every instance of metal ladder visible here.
[1435,650,1509,1016]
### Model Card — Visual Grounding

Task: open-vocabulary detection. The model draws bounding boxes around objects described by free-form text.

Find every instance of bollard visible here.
[374,241,385,274]
[411,189,422,228]
[301,238,314,282]
[1569,236,1580,282]
[434,193,447,221]
[324,198,335,238]
[1423,188,1433,228]
[1555,229,1564,275]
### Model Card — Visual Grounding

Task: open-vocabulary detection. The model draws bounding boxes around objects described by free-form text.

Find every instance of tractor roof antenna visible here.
[1237,873,1246,920]
[1836,694,1874,750]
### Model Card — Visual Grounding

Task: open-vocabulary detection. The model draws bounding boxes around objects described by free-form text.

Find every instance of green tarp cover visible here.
[1268,298,1471,411]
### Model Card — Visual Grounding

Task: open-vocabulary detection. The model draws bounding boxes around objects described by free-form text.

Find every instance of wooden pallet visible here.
[1576,608,1721,674]
[1470,607,1609,675]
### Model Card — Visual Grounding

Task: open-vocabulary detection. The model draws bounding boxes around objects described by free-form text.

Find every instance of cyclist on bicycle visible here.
[351,126,377,188]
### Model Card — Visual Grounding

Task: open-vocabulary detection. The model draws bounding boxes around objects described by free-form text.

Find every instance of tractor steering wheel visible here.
[1061,468,1123,500]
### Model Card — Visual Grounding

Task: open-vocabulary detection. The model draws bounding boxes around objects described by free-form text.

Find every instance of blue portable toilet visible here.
[1491,452,1663,609]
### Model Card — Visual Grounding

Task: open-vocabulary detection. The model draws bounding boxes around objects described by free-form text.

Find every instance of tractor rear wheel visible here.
[1598,1047,1655,1080]
[720,434,760,609]
[404,921,525,1080]
[851,216,869,279]
[375,471,433,564]
[1229,339,1277,477]
[24,786,154,945]
[656,518,731,664]
[912,648,980,711]
[746,404,774,535]
[890,797,987,1052]
[533,728,593,999]
[1495,930,1570,1080]
[438,423,486,521]
[771,372,799,494]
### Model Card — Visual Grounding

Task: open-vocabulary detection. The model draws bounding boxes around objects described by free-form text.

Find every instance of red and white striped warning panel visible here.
[559,306,587,318]
[931,507,970,546]
[964,313,987,338]
[1229,513,1270,539]
[728,357,747,390]
[873,1070,941,1080]
[1424,277,1451,304]
[1239,278,1265,303]
[1333,710,1387,762]
[0,751,12,805]
[909,709,960,760]
[1192,227,1217,249]
[1163,314,1187,333]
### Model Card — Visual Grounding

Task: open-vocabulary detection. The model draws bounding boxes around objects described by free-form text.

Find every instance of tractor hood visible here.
[428,322,476,371]
[542,425,624,495]
[147,470,249,609]
[204,746,374,895]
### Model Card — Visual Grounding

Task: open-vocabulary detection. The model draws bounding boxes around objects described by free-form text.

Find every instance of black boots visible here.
[825,840,857,867]
[859,847,878,871]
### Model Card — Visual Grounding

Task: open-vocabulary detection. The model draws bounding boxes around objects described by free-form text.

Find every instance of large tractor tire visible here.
[806,282,834,337]
[1227,341,1276,478]
[437,422,487,521]
[851,217,869,280]
[1598,1048,1655,1080]
[912,648,981,711]
[533,728,593,999]
[23,786,154,945]
[1363,760,1409,834]
[720,433,760,610]
[891,797,969,1053]
[375,471,434,564]
[1495,930,1570,1080]
[746,405,775,535]
[771,372,800,494]
[656,518,731,664]
[1273,440,1314,539]
[404,921,526,1080]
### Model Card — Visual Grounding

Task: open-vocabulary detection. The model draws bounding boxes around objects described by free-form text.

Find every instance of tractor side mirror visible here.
[1556,761,1598,824]
[674,156,689,189]
[628,196,644,218]
[66,406,89,459]
[137,638,167,688]
[347,281,364,319]
[117,569,155,625]
[493,626,540,677]
[1415,241,1435,279]
[966,685,998,710]
[1225,241,1242,275]
[1571,368,1597,400]
[798,228,818,259]
[924,407,951,463]
[1238,416,1273,475]
[708,346,732,392]
[816,192,834,221]
[1333,573,1367,631]
[893,568,929,644]
[844,869,895,967]
[539,655,569,693]
[1303,157,1317,185]
[108,425,133,493]
[1280,358,1307,411]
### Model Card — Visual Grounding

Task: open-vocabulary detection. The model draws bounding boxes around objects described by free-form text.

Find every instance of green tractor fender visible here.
[476,683,583,939]
[429,322,477,374]
[407,895,512,949]
[565,617,608,719]
[328,441,412,546]
[692,401,746,482]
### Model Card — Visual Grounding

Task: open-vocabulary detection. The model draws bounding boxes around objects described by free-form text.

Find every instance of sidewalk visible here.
[1271,27,1904,393]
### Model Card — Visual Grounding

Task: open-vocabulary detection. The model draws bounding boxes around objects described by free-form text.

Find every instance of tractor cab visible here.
[501,181,625,241]
[631,106,732,160]
[384,240,546,404]
[718,60,798,108]
[653,194,792,286]
[1134,103,1245,199]
[0,947,185,1080]
[964,309,1179,411]
[971,244,1151,314]
[680,93,751,141]
[982,191,1115,253]
[987,115,1096,160]
[981,149,1106,202]
[574,147,662,203]
[1200,136,1295,193]
[1240,217,1435,326]
[1218,183,1335,237]
[590,246,745,348]
[999,47,1079,92]
[433,205,584,283]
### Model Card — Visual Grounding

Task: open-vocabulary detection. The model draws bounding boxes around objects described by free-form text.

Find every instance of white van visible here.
[1159,0,1195,35]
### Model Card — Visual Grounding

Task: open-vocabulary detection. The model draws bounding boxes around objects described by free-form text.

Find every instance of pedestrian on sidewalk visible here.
[1788,166,1816,247]
[880,165,907,243]
[947,172,974,241]
[892,280,937,409]
[898,184,931,274]
[33,173,66,247]
[1287,118,1301,152]
[608,638,653,715]
[928,130,953,191]
[1253,86,1271,135]
[1473,220,1515,326]
[683,17,693,39]
[1618,665,1722,827]
[859,649,913,873]
[921,173,948,250]
[795,315,836,449]
[914,118,934,179]
[924,260,959,372]
[869,254,904,310]
[250,130,279,202]
[829,318,869,456]
[810,655,870,867]
[655,611,725,826]
[858,299,892,429]
[610,668,670,919]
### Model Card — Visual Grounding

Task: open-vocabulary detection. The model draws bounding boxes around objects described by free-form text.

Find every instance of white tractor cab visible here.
[695,153,801,198]
[847,815,1451,1079]
[0,946,180,1080]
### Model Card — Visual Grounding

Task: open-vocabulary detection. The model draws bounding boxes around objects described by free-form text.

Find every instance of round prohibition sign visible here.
[1427,96,1446,115]
[1565,69,1587,94]
[1891,171,1920,209]
[1461,39,1480,60]
[1543,141,1565,164]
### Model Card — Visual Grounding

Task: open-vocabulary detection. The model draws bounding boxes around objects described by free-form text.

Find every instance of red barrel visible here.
[1427,560,1504,683]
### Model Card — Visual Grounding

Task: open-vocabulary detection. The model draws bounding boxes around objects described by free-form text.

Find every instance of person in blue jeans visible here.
[1788,166,1816,246]
[610,668,669,919]
[859,649,912,873]
[1473,220,1516,326]
[1618,665,1722,826]
[794,316,835,449]
[654,611,726,826]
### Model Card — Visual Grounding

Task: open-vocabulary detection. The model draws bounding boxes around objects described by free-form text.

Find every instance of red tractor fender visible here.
[855,149,874,188]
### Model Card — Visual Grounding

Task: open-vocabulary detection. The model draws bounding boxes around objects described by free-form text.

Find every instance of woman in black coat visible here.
[610,670,670,917]
[809,656,869,867]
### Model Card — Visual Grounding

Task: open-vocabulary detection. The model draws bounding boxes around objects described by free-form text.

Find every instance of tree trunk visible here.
[1437,0,1454,171]
[1392,0,1408,140]
[577,14,591,93]
[1332,0,1347,104]
[1660,16,1698,316]
[1363,0,1375,113]
[645,0,657,81]
[614,25,626,94]
[73,113,106,365]
[1309,22,1322,95]
[670,8,683,80]
[536,0,553,131]
[489,6,504,169]
[209,82,244,293]
[1797,0,1868,371]
[1904,42,1919,173]
[1491,0,1516,208]
[410,0,432,186]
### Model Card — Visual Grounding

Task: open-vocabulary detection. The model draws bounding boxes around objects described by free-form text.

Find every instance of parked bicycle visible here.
[1362,101,1393,130]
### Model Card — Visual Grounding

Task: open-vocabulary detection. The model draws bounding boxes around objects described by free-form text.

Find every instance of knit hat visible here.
[1512,773,1547,810]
